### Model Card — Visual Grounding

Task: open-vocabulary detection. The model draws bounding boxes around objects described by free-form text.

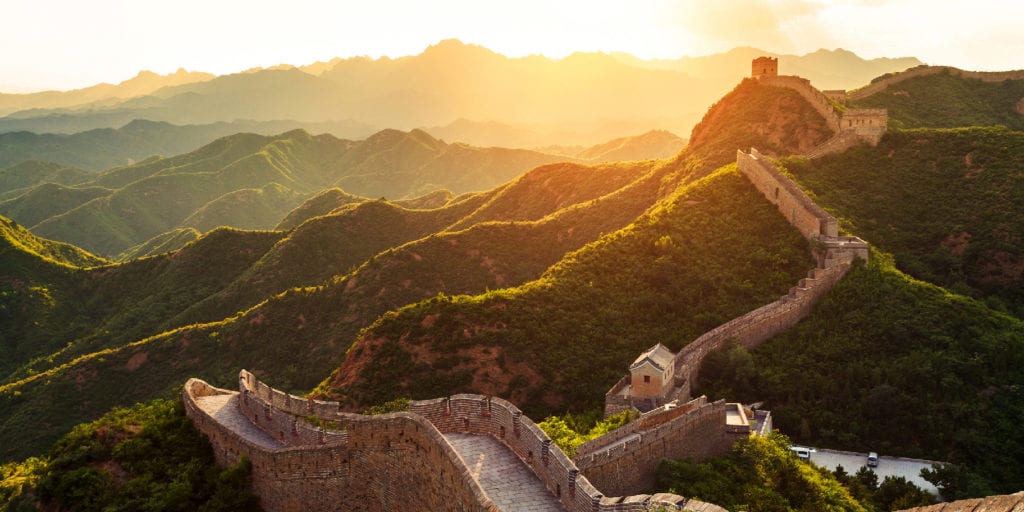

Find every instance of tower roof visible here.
[629,343,675,372]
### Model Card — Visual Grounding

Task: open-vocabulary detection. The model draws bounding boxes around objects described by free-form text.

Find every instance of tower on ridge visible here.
[752,56,778,78]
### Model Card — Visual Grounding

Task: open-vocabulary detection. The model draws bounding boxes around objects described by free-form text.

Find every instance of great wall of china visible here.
[184,371,729,511]
[847,65,1024,101]
[183,60,879,511]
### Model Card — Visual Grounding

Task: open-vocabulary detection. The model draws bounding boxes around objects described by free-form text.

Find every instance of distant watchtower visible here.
[752,57,778,78]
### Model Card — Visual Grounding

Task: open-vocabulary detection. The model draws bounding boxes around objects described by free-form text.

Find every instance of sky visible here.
[2,0,1022,92]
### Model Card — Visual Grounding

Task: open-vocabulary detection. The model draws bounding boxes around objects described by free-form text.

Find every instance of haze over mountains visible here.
[0,40,920,149]
[0,127,684,258]
[4,38,1024,510]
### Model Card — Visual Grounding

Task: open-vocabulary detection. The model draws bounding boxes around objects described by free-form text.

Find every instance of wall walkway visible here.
[184,371,727,512]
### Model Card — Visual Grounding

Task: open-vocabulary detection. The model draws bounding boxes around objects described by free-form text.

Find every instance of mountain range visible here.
[1,57,1023,508]
[0,128,683,258]
[0,41,920,149]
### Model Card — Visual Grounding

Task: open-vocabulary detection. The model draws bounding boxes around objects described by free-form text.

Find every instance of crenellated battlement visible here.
[753,58,890,156]
[185,371,727,512]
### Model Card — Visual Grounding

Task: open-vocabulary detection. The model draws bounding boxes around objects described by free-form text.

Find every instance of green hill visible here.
[780,127,1024,316]
[180,183,306,233]
[319,163,812,414]
[3,128,575,257]
[117,227,201,260]
[0,152,672,459]
[0,161,88,201]
[0,119,376,171]
[697,255,1024,498]
[851,69,1024,129]
[274,187,367,230]
[0,182,110,227]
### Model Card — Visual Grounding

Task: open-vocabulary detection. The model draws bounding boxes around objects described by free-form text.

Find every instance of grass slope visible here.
[274,187,367,230]
[180,183,307,233]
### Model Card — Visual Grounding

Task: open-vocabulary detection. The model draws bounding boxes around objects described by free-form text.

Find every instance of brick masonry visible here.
[184,371,726,512]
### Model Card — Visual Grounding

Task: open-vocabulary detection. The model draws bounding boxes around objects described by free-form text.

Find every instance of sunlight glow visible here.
[2,0,1022,91]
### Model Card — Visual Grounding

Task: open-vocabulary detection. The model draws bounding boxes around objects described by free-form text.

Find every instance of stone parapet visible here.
[737,148,838,238]
[186,371,725,512]
[759,75,842,132]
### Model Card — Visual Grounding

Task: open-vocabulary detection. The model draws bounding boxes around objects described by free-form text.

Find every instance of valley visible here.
[1,38,1022,512]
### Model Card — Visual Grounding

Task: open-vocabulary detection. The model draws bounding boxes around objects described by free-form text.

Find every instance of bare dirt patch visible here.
[979,251,1024,285]
[941,231,972,256]
[124,351,148,371]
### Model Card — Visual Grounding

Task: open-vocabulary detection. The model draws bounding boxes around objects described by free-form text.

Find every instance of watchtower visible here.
[752,56,778,78]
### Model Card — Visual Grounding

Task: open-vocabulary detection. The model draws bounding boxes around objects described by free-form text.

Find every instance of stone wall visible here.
[804,131,864,160]
[186,371,727,512]
[759,74,889,156]
[840,109,888,145]
[185,377,499,512]
[759,75,842,132]
[575,400,736,497]
[737,147,838,238]
[672,147,867,392]
[603,376,633,418]
[848,66,1024,101]
[579,396,709,458]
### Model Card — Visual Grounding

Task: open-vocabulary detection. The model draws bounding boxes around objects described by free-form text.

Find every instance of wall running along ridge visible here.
[184,370,727,512]
[596,146,868,495]
[673,147,868,390]
[758,74,889,151]
[848,66,1024,101]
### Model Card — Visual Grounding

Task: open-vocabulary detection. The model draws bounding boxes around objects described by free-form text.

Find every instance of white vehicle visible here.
[867,452,879,467]
[790,446,812,460]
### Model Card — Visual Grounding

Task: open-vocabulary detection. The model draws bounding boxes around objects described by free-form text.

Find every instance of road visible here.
[804,448,941,496]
